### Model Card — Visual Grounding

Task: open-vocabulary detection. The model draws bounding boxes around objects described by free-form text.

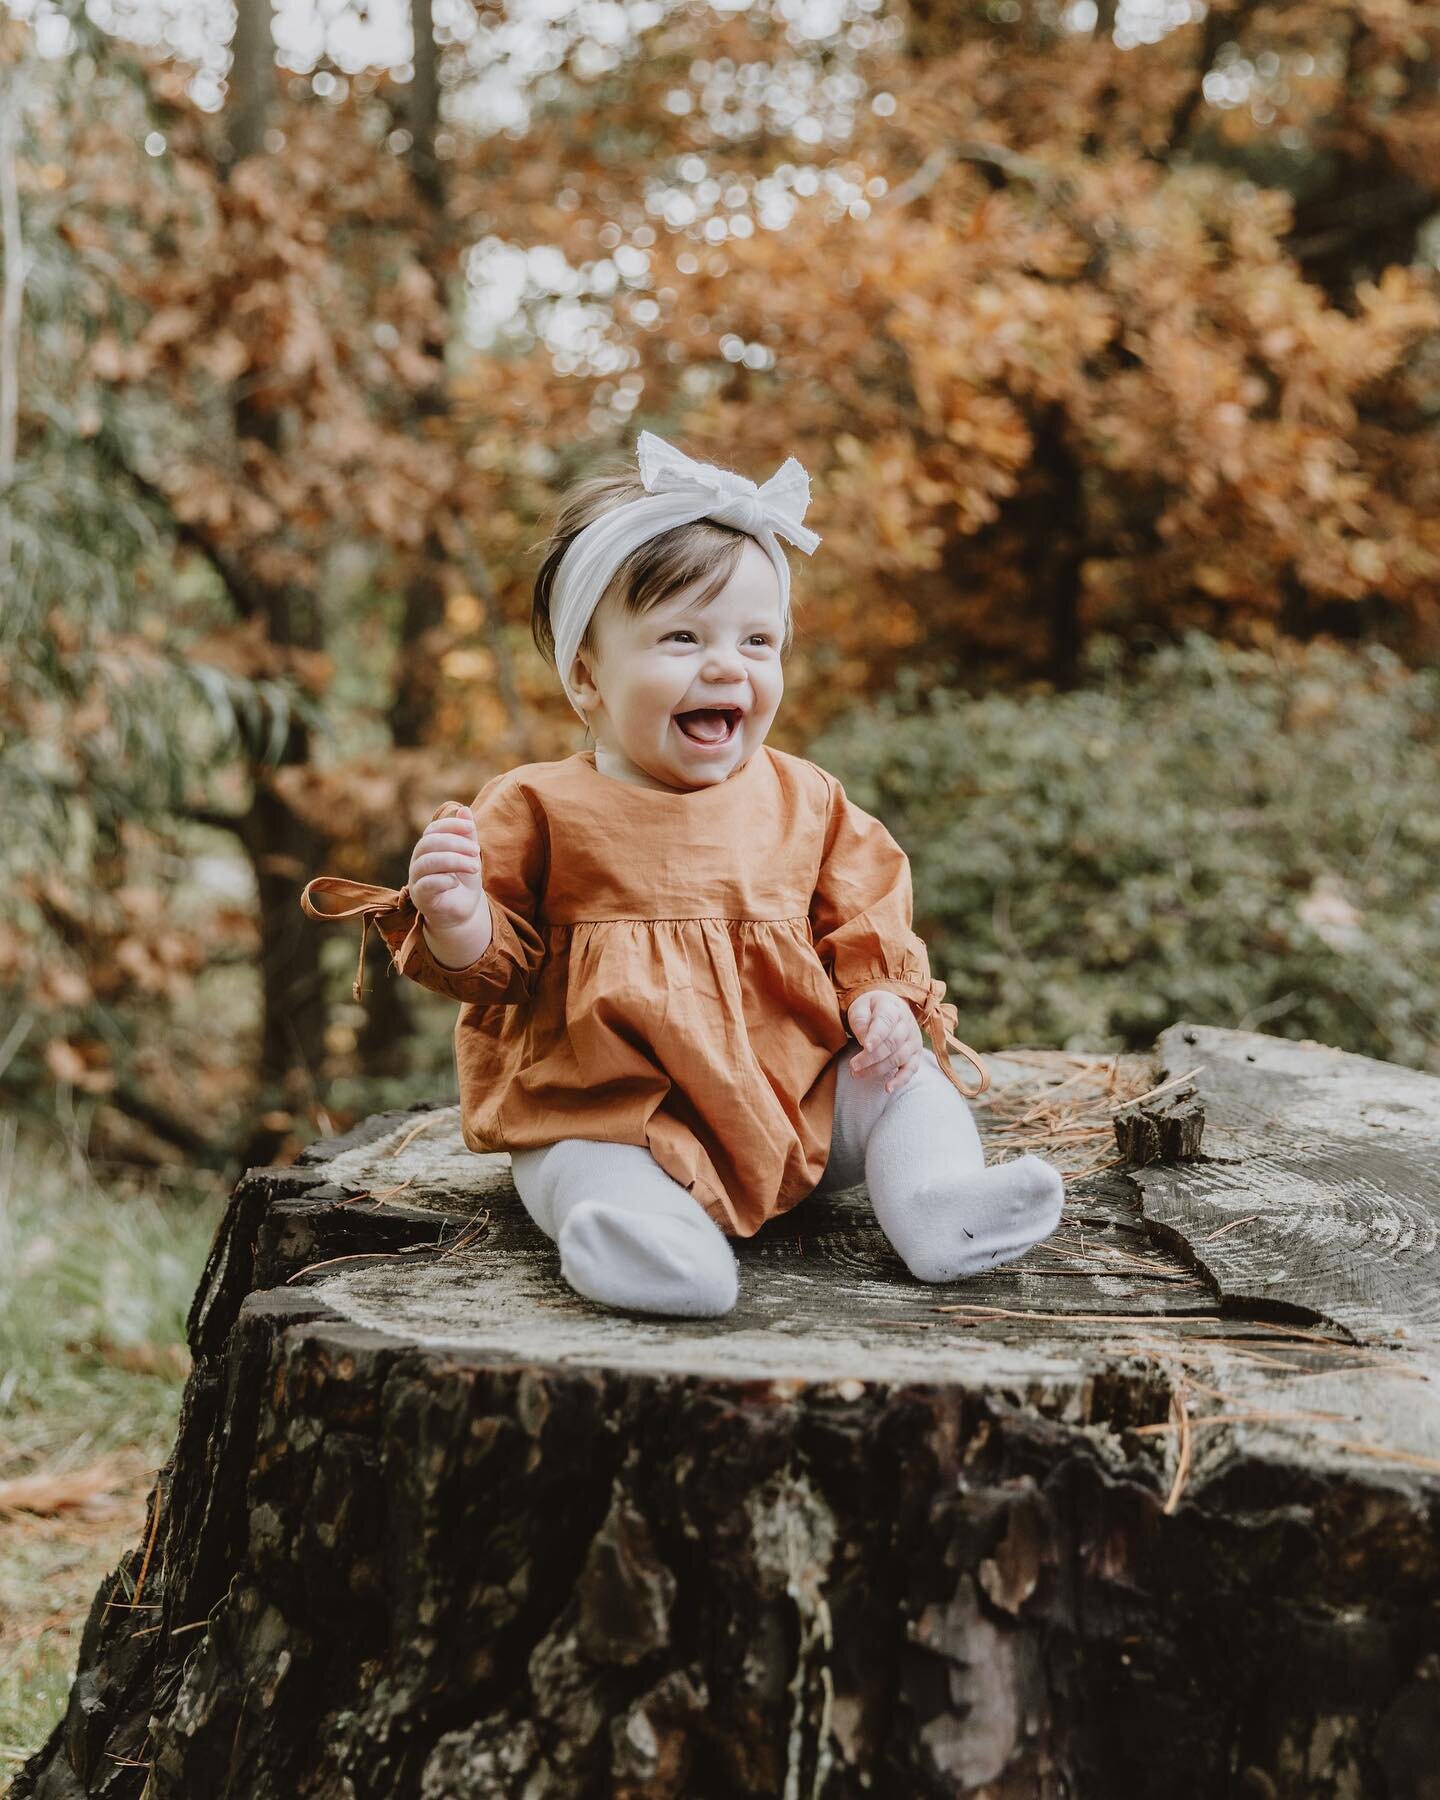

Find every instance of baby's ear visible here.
[568,651,601,712]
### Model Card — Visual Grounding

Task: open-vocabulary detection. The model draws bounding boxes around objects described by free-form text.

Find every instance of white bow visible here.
[549,431,822,725]
[636,431,822,555]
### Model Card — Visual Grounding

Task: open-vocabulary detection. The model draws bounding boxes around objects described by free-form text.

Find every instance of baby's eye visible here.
[663,630,698,644]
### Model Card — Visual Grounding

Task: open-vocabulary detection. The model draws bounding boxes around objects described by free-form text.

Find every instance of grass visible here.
[0,1110,220,1779]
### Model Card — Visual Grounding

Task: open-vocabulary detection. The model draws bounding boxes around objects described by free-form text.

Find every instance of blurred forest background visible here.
[1,0,1438,1757]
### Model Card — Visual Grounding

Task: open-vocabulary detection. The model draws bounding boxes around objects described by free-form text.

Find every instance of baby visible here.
[302,432,1063,1318]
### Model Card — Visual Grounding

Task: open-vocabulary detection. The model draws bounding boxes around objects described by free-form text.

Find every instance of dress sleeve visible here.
[299,775,548,1007]
[809,773,990,1097]
[809,773,933,1017]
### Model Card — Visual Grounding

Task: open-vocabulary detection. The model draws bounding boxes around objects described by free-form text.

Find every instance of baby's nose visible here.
[701,641,746,677]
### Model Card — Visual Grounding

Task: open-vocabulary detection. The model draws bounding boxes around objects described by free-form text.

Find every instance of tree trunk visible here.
[351,542,446,1077]
[213,11,332,1164]
[232,391,328,1167]
[1030,405,1086,689]
[221,0,274,168]
[14,1024,1440,1798]
[356,0,538,1083]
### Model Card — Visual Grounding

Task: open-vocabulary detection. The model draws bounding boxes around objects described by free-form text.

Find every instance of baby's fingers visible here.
[420,821,478,858]
[852,1022,902,1075]
[412,847,480,878]
[885,1049,921,1095]
[411,872,463,905]
[430,802,477,832]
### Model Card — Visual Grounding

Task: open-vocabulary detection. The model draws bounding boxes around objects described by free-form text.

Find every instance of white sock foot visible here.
[872,1151,1064,1284]
[559,1200,738,1317]
[836,1049,1065,1284]
[509,1138,739,1318]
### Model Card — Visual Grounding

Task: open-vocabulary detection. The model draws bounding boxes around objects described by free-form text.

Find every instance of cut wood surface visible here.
[1136,1023,1440,1337]
[12,1023,1440,1800]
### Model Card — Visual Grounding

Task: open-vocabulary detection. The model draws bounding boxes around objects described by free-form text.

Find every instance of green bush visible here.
[808,632,1440,1072]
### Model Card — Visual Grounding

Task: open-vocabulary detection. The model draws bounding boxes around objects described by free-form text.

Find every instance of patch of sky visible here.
[1113,0,1201,49]
[1202,40,1329,122]
[464,237,650,376]
[16,0,893,367]
[12,0,888,134]
[1057,0,1204,43]
[678,50,869,145]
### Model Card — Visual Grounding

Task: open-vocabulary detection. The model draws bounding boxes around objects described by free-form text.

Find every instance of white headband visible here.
[550,430,822,724]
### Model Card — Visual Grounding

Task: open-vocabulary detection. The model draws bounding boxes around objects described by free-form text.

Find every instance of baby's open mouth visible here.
[674,706,742,746]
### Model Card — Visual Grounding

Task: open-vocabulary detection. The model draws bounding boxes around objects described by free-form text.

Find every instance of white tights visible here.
[508,1043,1064,1318]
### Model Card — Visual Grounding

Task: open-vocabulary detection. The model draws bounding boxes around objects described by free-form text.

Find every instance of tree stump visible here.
[14,1023,1440,1800]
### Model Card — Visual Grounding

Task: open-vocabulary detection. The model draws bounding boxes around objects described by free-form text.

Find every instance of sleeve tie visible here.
[299,877,412,1003]
[913,978,991,1099]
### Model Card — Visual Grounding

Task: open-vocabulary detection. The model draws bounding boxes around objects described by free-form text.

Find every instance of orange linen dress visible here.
[300,744,988,1239]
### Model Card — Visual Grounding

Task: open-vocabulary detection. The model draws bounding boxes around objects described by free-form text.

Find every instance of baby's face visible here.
[570,539,786,792]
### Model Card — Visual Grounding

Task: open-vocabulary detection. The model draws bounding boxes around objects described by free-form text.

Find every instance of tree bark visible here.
[356,0,538,1083]
[211,9,332,1164]
[222,0,274,168]
[14,1024,1440,1798]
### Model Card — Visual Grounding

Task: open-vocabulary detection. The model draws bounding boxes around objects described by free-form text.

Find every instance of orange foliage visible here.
[30,0,1440,761]
[7,0,1440,1133]
[438,4,1440,733]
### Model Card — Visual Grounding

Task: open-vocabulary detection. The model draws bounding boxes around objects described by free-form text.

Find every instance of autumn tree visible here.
[450,0,1440,709]
[3,0,1436,1162]
[2,9,475,1160]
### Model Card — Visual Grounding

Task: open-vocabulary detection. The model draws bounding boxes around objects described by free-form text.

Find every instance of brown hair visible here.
[530,464,796,687]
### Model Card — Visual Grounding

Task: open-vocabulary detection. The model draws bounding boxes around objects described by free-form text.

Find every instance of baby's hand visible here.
[408,805,484,930]
[846,990,923,1094]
